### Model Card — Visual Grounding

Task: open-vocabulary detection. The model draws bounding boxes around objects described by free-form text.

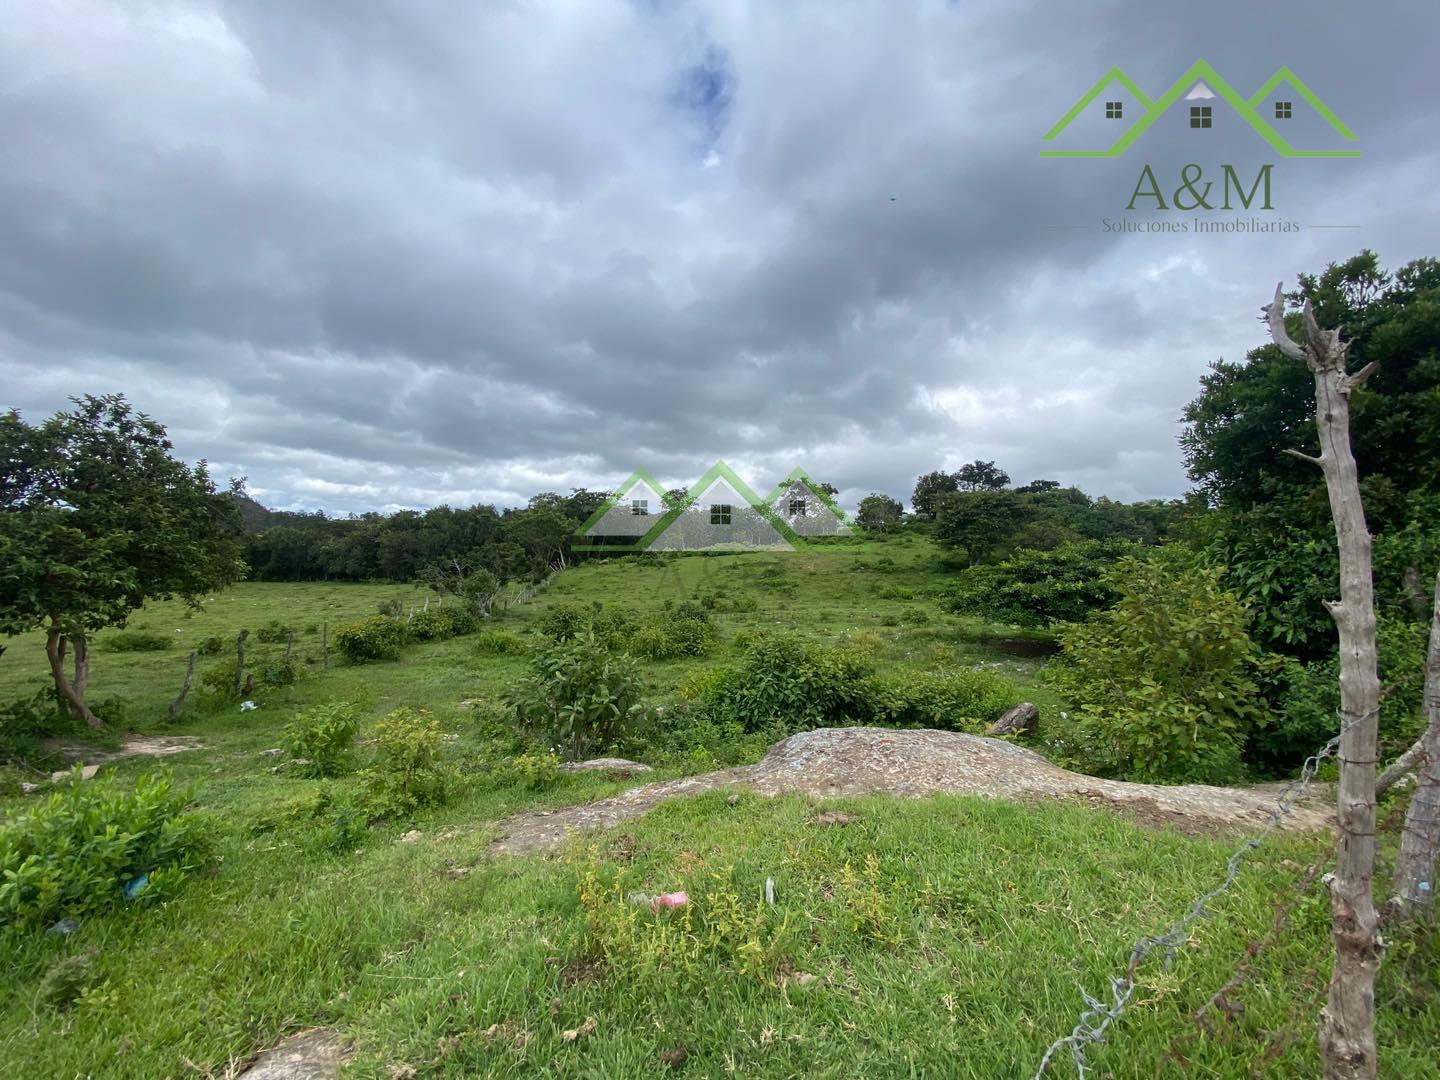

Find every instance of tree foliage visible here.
[0,396,244,726]
[856,493,904,532]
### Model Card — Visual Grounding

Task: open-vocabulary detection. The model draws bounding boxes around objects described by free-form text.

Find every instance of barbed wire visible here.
[1030,711,1366,1079]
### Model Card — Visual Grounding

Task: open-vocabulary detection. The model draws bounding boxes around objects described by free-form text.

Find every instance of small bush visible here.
[281,702,363,778]
[693,634,874,734]
[255,620,295,645]
[509,751,562,789]
[509,634,654,760]
[199,660,240,702]
[408,606,479,643]
[38,950,103,1011]
[195,635,225,657]
[630,605,719,661]
[104,630,172,652]
[474,629,530,656]
[0,690,78,767]
[1043,554,1265,784]
[539,604,590,643]
[333,615,410,663]
[362,708,457,815]
[0,771,210,928]
[866,668,1020,731]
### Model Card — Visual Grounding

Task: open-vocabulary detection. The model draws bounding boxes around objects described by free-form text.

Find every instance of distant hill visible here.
[226,492,276,533]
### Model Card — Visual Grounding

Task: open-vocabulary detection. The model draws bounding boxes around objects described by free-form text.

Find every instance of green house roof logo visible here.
[574,462,852,553]
[1041,59,1358,158]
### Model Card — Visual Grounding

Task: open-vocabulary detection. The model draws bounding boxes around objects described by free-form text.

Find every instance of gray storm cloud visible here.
[2,1,1436,513]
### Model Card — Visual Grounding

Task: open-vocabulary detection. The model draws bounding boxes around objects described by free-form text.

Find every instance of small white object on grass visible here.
[765,877,775,904]
[239,700,258,711]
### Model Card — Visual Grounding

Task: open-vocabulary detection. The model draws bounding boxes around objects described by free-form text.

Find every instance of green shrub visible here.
[281,702,363,778]
[509,751,562,789]
[866,668,1020,731]
[539,604,590,643]
[509,634,654,760]
[694,634,875,734]
[1043,554,1265,784]
[474,629,531,657]
[0,690,77,767]
[199,660,241,701]
[255,620,295,645]
[362,708,457,815]
[589,605,641,649]
[37,950,103,1011]
[407,606,479,642]
[333,615,410,663]
[630,604,719,661]
[946,540,1135,627]
[195,635,225,657]
[0,771,210,927]
[103,630,172,652]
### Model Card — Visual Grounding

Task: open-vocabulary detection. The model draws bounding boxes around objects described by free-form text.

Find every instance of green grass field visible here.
[1,537,1436,1078]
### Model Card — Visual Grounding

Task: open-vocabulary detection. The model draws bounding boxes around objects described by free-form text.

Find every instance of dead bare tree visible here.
[169,651,196,721]
[1387,568,1440,917]
[1266,283,1382,1080]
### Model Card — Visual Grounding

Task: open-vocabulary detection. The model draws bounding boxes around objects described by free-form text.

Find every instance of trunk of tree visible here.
[1267,285,1382,1080]
[234,629,249,698]
[169,651,197,721]
[1388,568,1440,917]
[45,623,101,728]
[70,636,89,699]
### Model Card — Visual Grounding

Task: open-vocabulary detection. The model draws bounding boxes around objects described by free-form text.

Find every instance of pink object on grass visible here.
[650,891,688,911]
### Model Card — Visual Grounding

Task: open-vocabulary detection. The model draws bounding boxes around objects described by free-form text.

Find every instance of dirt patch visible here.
[488,727,1332,855]
[45,734,202,767]
[238,1028,351,1079]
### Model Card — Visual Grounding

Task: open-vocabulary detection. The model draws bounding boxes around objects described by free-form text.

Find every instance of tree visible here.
[1016,479,1061,494]
[0,396,244,727]
[911,470,958,519]
[664,487,689,508]
[934,489,1033,563]
[815,481,839,497]
[857,493,903,532]
[416,556,501,618]
[954,460,1010,491]
[1265,283,1382,1080]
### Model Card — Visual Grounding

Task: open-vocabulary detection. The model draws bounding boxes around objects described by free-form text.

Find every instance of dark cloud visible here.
[2,1,1436,515]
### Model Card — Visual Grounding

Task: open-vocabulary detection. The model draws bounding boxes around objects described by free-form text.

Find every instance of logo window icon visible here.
[710,503,731,526]
[631,498,649,516]
[1190,104,1212,129]
[789,498,807,517]
[1275,100,1293,119]
[1104,100,1123,119]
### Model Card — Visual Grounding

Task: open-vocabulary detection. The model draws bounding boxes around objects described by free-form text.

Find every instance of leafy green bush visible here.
[361,708,456,815]
[281,702,362,777]
[630,603,719,661]
[260,655,303,688]
[946,540,1135,627]
[195,634,225,657]
[509,634,654,760]
[0,771,210,927]
[0,690,77,767]
[508,751,562,789]
[103,629,172,652]
[474,629,531,656]
[1043,555,1265,784]
[693,634,875,734]
[539,604,590,643]
[407,605,479,642]
[333,615,410,663]
[866,668,1021,732]
[254,620,295,645]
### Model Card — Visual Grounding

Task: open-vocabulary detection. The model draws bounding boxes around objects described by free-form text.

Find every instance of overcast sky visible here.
[3,1,1437,514]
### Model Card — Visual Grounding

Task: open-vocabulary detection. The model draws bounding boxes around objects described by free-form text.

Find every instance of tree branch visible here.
[1283,448,1324,467]
[1345,361,1380,392]
[1265,282,1309,363]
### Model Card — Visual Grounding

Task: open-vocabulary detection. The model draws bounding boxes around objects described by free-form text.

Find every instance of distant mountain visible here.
[226,492,276,533]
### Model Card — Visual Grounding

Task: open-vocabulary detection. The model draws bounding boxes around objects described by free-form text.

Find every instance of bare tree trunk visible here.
[1377,739,1426,798]
[1388,568,1440,917]
[1267,284,1382,1080]
[45,624,101,728]
[70,637,89,700]
[169,651,197,721]
[234,629,249,699]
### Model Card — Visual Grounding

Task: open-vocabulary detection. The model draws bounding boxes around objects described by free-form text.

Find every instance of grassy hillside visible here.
[1,536,1435,1077]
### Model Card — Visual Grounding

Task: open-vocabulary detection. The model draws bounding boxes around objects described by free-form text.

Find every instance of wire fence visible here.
[1032,725,1349,1078]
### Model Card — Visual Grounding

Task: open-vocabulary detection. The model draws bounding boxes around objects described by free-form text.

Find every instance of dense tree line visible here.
[241,489,607,583]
